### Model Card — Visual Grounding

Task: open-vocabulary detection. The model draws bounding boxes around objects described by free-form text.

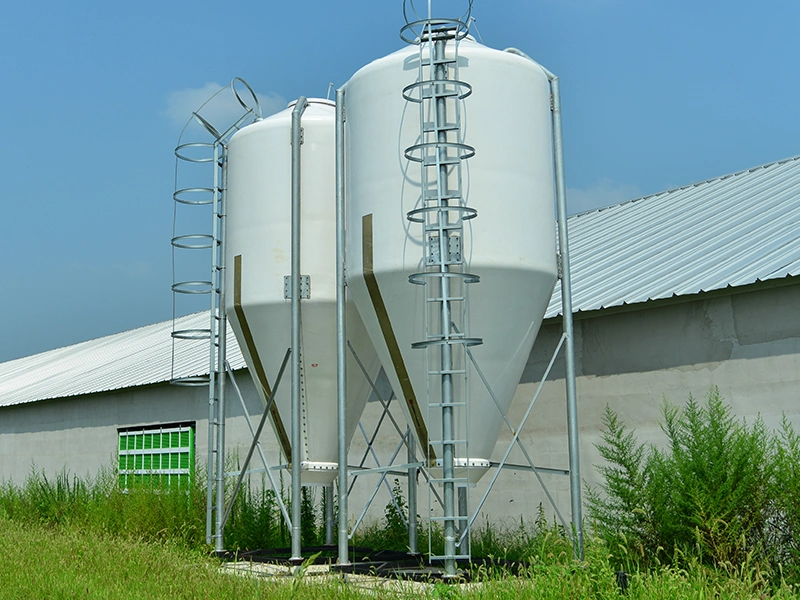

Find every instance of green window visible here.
[117,423,195,490]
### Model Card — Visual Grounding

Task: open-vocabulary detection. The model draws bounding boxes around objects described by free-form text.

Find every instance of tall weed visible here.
[588,388,775,571]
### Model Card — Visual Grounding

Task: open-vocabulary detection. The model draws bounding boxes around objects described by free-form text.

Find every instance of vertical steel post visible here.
[325,484,334,545]
[407,429,418,555]
[335,88,350,566]
[458,486,469,557]
[548,73,583,560]
[290,97,309,563]
[215,144,228,554]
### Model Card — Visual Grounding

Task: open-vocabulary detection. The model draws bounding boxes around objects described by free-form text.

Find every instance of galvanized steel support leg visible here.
[290,97,309,563]
[547,72,583,560]
[407,429,418,555]
[457,486,469,557]
[335,88,350,566]
[325,484,335,545]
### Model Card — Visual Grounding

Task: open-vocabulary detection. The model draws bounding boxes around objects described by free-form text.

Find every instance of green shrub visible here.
[588,388,774,570]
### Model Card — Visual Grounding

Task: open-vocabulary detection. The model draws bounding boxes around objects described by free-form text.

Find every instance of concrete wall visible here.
[0,374,280,485]
[2,281,799,534]
[346,281,800,530]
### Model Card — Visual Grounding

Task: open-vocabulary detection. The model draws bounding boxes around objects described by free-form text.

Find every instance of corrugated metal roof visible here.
[545,154,800,318]
[0,312,246,408]
[2,154,799,407]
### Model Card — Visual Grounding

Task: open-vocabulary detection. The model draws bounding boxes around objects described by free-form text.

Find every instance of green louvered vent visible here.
[118,423,195,490]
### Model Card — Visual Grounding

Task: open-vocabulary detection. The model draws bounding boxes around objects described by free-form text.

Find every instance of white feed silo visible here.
[225,98,380,485]
[343,34,558,486]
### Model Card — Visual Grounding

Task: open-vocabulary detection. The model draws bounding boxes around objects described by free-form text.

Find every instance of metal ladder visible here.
[401,6,481,574]
[169,78,262,551]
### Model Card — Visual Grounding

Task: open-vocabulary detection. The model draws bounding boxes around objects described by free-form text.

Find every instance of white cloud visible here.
[566,177,641,215]
[161,82,287,135]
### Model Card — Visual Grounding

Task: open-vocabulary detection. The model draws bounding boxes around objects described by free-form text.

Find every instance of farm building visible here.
[1,154,799,525]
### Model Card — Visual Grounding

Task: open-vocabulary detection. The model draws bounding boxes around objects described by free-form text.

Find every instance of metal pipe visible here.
[290,96,309,563]
[550,75,583,560]
[407,428,418,554]
[335,88,350,566]
[457,486,469,556]
[325,484,334,545]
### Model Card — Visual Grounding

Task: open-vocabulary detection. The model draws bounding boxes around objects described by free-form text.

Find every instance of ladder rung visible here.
[427,56,457,65]
[422,123,459,133]
[422,155,461,166]
[428,402,467,408]
[429,515,469,522]
[428,439,468,446]
[423,223,463,231]
[428,369,467,375]
[425,332,467,339]
[422,195,463,204]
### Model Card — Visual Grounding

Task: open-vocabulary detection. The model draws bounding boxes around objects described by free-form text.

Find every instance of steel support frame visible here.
[224,362,292,526]
[220,349,292,529]
[458,332,569,548]
[347,343,431,550]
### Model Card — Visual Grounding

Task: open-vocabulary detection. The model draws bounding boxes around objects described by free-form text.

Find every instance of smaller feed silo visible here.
[225,99,381,485]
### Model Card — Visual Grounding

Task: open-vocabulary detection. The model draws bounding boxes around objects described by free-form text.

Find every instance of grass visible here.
[4,388,800,596]
[3,516,800,598]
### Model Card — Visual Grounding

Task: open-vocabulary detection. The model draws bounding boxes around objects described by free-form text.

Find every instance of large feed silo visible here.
[225,99,380,486]
[343,34,558,487]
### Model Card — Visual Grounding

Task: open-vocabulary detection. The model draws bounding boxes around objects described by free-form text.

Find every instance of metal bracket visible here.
[556,253,563,279]
[290,127,305,144]
[284,275,310,299]
[427,235,462,265]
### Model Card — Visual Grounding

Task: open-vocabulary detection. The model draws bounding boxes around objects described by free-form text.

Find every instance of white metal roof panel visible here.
[0,312,246,408]
[545,154,800,318]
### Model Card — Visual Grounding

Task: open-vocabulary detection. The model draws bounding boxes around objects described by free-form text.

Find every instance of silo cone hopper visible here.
[343,34,558,485]
[225,99,381,485]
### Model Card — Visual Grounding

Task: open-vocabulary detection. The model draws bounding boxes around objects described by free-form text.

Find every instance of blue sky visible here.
[3,0,799,362]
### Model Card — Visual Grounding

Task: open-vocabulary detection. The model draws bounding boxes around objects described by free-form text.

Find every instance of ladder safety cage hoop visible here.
[406,205,477,223]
